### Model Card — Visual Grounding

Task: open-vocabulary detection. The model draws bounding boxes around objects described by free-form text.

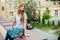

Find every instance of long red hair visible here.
[17,4,25,22]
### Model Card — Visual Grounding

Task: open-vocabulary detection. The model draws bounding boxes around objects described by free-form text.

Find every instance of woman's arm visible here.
[11,17,16,28]
[24,19,27,31]
[24,13,27,34]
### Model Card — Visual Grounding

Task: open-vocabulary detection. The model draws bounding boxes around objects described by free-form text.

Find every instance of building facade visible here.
[0,0,24,20]
[0,0,60,22]
[33,0,60,23]
[0,0,2,18]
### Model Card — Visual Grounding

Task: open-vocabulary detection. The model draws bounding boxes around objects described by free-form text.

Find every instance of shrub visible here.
[38,16,41,23]
[58,20,60,26]
[25,0,37,23]
[52,20,54,25]
[42,8,51,24]
[42,17,45,24]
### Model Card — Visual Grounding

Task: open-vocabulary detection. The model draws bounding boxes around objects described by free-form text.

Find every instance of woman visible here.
[5,4,27,40]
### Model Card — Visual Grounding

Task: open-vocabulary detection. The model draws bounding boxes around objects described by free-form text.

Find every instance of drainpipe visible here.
[4,0,9,19]
[0,0,2,18]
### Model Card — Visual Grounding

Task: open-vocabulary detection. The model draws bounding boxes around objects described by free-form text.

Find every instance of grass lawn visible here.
[54,27,60,36]
[30,21,60,32]
[30,21,60,35]
[54,32,60,36]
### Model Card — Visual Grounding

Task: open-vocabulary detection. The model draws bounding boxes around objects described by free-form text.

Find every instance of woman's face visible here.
[20,5,24,11]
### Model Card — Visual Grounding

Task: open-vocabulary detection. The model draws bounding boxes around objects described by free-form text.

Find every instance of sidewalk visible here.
[0,32,4,40]
[0,24,7,39]
[0,18,58,40]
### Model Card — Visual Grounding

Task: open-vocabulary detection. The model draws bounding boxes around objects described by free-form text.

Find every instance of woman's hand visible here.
[11,17,16,28]
[24,30,30,37]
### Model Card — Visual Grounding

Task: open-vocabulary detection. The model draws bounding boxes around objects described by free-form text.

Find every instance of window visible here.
[36,1,40,7]
[55,10,58,16]
[58,0,60,1]
[53,2,56,5]
[51,0,56,1]
[39,1,40,6]
[10,12,13,16]
[46,0,48,1]
[58,1,60,5]
[51,0,60,1]
[12,2,17,9]
[9,3,12,9]
[18,0,22,3]
[2,6,4,11]
[25,0,30,3]
[14,3,17,9]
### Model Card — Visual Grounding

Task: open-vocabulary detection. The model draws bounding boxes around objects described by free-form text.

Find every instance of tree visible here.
[38,10,41,23]
[24,0,37,23]
[42,8,51,24]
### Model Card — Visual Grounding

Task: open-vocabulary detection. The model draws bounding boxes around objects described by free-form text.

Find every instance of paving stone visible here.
[0,18,58,40]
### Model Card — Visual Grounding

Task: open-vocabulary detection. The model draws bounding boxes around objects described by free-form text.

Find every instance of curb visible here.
[0,24,6,39]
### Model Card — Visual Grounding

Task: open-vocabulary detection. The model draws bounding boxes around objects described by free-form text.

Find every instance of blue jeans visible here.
[5,32,14,40]
[22,29,25,36]
[5,29,24,40]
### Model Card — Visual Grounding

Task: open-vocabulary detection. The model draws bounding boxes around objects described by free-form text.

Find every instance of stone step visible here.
[0,25,6,39]
[0,18,58,40]
[1,23,11,26]
[0,33,4,40]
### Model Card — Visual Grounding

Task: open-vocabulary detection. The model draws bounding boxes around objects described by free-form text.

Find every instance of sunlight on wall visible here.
[1,0,4,2]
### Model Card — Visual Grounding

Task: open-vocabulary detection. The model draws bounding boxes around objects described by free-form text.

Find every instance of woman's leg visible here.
[22,29,25,36]
[5,32,9,40]
[9,36,14,40]
[5,32,14,40]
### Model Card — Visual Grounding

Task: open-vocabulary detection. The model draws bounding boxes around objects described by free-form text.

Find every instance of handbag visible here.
[26,24,34,30]
[7,27,23,38]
